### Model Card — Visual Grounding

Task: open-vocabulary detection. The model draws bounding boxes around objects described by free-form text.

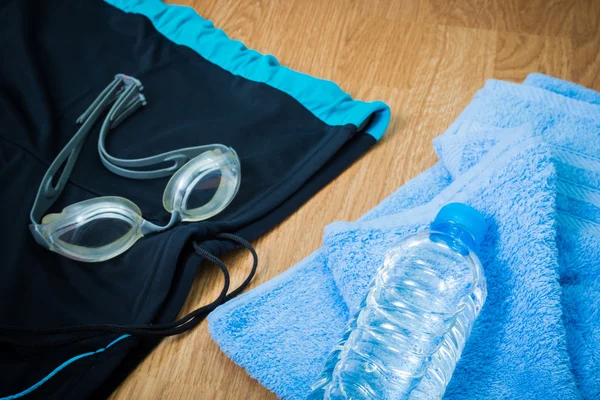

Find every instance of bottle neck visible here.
[430,220,478,253]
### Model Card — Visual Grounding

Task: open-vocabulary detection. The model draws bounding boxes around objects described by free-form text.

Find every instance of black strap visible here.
[0,233,257,348]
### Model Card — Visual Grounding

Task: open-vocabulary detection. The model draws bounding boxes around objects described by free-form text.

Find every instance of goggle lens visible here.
[184,169,222,211]
[34,197,144,262]
[55,217,134,249]
[163,146,240,222]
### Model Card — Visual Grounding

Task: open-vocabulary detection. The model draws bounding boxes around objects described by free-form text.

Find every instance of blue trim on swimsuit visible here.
[0,335,130,400]
[104,0,391,140]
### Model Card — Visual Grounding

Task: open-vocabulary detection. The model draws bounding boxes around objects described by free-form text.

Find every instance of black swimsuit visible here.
[0,0,388,398]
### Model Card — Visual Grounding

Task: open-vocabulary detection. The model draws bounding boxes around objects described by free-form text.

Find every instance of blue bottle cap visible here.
[431,203,487,249]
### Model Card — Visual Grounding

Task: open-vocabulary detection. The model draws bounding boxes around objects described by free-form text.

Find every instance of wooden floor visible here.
[110,0,600,399]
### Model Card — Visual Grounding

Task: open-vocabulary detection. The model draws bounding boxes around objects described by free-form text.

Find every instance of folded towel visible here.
[208,75,600,399]
[432,77,600,398]
[210,126,572,399]
[524,73,600,106]
[323,125,581,399]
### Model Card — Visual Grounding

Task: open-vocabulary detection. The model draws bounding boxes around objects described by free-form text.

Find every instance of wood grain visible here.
[110,1,600,399]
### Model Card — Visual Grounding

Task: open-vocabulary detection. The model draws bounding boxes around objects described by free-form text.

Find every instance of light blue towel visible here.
[323,126,578,399]
[431,78,600,398]
[524,73,600,106]
[209,75,600,399]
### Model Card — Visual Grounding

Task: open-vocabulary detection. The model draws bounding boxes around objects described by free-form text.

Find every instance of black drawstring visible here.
[0,233,257,348]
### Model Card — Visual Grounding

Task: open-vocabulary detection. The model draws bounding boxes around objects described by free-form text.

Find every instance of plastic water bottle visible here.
[307,203,487,400]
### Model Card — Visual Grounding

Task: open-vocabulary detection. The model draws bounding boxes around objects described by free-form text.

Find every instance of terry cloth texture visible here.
[433,77,600,399]
[0,0,389,399]
[208,74,600,399]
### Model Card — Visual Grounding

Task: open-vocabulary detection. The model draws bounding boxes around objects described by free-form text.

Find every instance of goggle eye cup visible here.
[32,197,144,262]
[163,146,241,222]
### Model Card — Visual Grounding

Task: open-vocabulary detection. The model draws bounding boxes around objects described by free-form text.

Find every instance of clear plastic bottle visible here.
[307,203,487,400]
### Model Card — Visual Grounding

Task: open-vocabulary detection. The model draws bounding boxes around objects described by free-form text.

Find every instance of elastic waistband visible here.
[104,0,391,140]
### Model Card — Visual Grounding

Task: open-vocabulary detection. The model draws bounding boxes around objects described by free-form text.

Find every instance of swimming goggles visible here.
[29,74,241,262]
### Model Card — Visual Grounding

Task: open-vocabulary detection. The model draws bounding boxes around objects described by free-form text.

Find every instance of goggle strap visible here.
[99,105,227,181]
[110,93,147,130]
[29,79,125,224]
[106,83,139,121]
[75,77,122,125]
[98,144,225,180]
[86,79,227,182]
